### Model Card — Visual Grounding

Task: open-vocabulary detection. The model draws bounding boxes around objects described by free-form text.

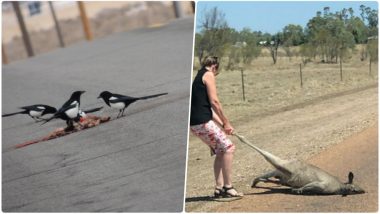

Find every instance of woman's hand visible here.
[223,122,234,135]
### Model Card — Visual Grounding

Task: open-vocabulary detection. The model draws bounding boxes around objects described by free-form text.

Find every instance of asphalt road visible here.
[2,17,194,212]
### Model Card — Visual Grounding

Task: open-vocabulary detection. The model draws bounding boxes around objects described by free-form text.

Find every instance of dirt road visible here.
[213,124,378,212]
[186,85,378,212]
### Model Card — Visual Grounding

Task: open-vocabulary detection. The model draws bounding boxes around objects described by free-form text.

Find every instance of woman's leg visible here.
[221,152,234,187]
[214,154,224,188]
[221,151,242,196]
[190,122,241,196]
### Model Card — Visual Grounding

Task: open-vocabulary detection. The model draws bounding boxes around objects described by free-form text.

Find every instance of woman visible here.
[190,56,243,198]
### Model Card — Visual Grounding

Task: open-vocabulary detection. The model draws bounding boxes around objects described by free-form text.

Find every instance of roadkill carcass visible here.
[15,115,110,149]
[233,133,365,196]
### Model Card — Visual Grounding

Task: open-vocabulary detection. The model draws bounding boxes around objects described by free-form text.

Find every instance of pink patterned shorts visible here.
[190,120,235,155]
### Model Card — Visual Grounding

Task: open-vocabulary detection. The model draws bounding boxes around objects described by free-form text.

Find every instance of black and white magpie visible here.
[42,91,85,128]
[98,91,168,118]
[2,104,57,122]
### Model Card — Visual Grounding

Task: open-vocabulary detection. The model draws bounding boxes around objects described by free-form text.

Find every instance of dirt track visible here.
[212,124,378,212]
[185,85,378,212]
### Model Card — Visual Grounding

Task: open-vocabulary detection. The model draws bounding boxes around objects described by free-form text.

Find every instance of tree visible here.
[269,32,283,64]
[299,43,314,65]
[368,38,378,62]
[194,33,206,66]
[239,28,261,66]
[282,24,304,46]
[346,17,368,44]
[195,7,230,64]
[282,24,305,60]
[305,8,355,63]
[226,28,260,70]
[226,45,240,70]
[360,5,378,36]
[259,32,283,64]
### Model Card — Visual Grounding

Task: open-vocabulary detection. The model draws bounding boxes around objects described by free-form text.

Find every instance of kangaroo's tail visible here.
[233,133,291,174]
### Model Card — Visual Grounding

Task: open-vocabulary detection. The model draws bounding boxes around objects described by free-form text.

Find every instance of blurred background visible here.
[2,1,195,63]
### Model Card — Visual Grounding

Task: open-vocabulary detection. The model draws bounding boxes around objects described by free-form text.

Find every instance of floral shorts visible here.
[190,120,235,155]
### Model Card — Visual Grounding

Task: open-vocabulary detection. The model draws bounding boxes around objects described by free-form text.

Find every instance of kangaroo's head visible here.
[341,172,365,196]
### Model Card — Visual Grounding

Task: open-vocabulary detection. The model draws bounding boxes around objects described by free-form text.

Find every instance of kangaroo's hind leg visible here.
[252,170,283,187]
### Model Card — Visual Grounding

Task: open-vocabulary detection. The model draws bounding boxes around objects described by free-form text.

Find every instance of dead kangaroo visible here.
[233,133,365,196]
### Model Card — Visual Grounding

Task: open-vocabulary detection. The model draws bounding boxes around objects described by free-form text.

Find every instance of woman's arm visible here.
[203,71,234,134]
[212,109,223,127]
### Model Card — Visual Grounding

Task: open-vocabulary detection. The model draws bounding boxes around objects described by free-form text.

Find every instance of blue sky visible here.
[196,1,378,33]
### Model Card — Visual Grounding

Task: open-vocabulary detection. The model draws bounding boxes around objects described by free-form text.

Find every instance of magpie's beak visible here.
[80,91,86,94]
[97,96,101,99]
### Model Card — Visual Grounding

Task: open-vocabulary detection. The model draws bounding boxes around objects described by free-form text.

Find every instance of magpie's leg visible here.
[117,110,121,118]
[65,120,70,131]
[121,108,125,117]
[68,120,73,128]
[65,120,74,132]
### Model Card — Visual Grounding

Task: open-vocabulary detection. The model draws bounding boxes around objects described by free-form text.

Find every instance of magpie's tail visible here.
[138,92,168,100]
[2,110,26,117]
[83,106,103,114]
[39,115,56,125]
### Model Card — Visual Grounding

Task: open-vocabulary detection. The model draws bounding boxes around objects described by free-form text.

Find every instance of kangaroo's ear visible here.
[348,172,354,184]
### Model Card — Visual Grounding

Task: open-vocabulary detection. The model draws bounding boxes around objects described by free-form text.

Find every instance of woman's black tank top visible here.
[190,67,212,125]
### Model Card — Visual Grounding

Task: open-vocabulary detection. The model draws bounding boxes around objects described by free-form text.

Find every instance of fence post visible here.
[240,68,246,101]
[12,2,34,57]
[2,43,8,64]
[340,56,343,81]
[191,1,195,13]
[49,2,65,47]
[173,2,185,18]
[77,1,93,41]
[299,63,303,88]
[369,58,372,76]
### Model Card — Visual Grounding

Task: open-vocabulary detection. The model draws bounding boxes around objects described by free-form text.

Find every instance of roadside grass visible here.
[193,53,378,124]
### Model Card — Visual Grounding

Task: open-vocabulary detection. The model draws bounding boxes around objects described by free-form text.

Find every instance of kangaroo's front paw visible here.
[292,188,303,195]
[251,179,260,188]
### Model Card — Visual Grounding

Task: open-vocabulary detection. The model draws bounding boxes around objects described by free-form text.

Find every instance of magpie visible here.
[42,91,85,128]
[2,104,57,122]
[98,91,168,118]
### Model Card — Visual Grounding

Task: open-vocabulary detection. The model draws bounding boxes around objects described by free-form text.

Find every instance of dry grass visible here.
[197,51,378,124]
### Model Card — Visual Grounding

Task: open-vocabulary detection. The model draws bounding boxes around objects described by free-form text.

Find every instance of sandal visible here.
[214,187,224,198]
[223,186,243,198]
